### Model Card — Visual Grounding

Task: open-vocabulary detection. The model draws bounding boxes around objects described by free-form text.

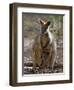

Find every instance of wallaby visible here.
[32,19,57,73]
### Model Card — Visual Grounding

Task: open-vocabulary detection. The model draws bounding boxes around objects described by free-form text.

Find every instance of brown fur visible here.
[32,20,56,72]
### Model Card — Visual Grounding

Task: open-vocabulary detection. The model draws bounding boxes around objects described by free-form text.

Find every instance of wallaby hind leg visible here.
[33,63,36,73]
[51,53,56,73]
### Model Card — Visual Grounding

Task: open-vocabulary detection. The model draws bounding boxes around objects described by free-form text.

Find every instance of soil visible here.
[23,36,63,74]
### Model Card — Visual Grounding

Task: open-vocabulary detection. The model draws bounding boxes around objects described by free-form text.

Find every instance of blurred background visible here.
[22,13,63,74]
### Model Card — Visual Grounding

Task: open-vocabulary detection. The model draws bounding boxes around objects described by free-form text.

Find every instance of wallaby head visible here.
[40,19,51,34]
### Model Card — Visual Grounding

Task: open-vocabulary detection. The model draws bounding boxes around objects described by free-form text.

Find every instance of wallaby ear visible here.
[46,21,51,26]
[40,19,45,25]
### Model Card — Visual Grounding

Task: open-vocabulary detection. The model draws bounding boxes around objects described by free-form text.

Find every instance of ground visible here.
[23,36,63,74]
[22,13,63,74]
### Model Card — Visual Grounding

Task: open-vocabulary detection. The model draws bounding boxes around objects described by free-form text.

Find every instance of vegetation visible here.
[23,13,63,40]
[23,13,63,74]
